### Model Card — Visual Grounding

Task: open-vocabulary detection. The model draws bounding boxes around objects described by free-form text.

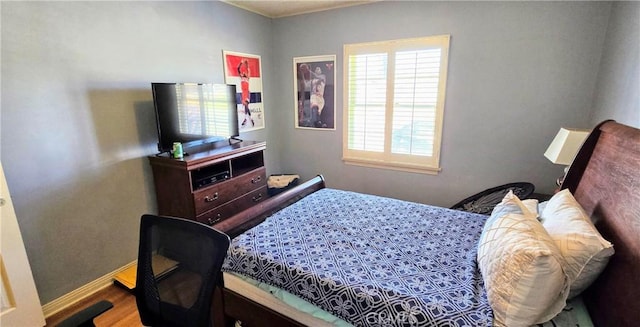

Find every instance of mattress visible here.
[223,271,594,327]
[223,271,346,326]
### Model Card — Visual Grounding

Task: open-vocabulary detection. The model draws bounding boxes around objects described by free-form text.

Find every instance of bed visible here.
[211,120,640,326]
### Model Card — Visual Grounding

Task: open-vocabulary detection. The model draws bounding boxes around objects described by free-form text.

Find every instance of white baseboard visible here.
[42,260,137,318]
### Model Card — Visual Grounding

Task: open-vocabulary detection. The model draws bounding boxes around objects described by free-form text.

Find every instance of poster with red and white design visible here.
[223,50,264,132]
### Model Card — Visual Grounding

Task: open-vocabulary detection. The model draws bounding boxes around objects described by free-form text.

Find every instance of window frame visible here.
[342,35,450,174]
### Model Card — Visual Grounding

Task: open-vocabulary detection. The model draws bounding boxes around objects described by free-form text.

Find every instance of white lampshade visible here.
[544,128,591,165]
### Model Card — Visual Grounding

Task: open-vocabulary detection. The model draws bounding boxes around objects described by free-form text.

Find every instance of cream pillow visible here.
[521,198,539,218]
[541,189,614,298]
[490,190,536,218]
[478,192,569,327]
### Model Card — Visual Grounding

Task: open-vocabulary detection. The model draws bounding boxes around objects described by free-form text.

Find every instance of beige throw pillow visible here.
[478,192,569,327]
[541,189,614,298]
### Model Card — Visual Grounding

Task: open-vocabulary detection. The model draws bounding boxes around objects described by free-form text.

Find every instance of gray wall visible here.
[591,1,640,127]
[272,1,612,206]
[1,1,278,304]
[1,0,637,307]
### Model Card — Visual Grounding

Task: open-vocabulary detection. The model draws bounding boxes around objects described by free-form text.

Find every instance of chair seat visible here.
[450,182,535,215]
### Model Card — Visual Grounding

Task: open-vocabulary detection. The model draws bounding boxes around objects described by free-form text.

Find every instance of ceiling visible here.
[223,0,377,18]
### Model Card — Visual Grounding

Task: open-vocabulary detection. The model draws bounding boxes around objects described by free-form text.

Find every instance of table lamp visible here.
[544,127,590,186]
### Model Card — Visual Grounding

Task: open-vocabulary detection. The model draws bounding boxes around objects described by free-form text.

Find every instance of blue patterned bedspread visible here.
[222,188,493,326]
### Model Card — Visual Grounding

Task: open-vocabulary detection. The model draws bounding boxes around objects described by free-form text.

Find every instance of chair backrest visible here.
[135,214,230,327]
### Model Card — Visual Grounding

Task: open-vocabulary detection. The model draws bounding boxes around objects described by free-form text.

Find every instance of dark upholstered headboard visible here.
[561,120,640,327]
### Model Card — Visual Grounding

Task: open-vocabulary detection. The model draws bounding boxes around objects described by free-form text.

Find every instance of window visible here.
[343,35,450,174]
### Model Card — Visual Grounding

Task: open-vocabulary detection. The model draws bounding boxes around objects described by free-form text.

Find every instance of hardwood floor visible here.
[45,283,143,327]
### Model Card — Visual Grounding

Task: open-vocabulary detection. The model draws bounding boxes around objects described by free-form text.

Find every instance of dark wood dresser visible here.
[148,140,267,226]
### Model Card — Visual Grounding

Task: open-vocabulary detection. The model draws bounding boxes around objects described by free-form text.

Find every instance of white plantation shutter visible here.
[343,35,450,174]
[392,49,441,156]
[347,53,387,152]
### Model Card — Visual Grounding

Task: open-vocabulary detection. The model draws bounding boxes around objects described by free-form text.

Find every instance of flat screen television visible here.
[152,83,239,154]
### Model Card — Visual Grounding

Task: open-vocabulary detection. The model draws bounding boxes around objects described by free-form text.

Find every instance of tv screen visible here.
[152,83,239,154]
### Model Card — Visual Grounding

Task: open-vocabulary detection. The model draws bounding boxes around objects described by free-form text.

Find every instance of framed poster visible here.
[223,50,265,132]
[293,55,336,130]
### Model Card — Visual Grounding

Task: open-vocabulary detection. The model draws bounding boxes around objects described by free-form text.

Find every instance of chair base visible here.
[56,300,114,327]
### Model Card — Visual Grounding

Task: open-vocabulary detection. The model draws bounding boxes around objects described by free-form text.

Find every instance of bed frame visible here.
[561,120,640,326]
[212,120,640,327]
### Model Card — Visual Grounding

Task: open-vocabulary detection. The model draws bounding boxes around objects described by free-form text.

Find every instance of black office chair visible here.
[136,214,230,327]
[450,182,535,215]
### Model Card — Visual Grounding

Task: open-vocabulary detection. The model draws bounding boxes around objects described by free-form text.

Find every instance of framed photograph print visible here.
[223,50,265,132]
[293,55,336,130]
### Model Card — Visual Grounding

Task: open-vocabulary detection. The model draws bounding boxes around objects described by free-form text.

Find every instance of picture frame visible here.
[223,50,265,132]
[293,55,336,130]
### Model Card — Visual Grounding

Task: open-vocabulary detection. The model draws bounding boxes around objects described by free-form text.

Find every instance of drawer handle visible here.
[251,176,262,184]
[252,193,263,202]
[204,192,219,202]
[208,214,222,225]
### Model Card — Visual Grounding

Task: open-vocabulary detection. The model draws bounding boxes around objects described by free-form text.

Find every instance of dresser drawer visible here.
[193,167,266,215]
[196,186,268,226]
